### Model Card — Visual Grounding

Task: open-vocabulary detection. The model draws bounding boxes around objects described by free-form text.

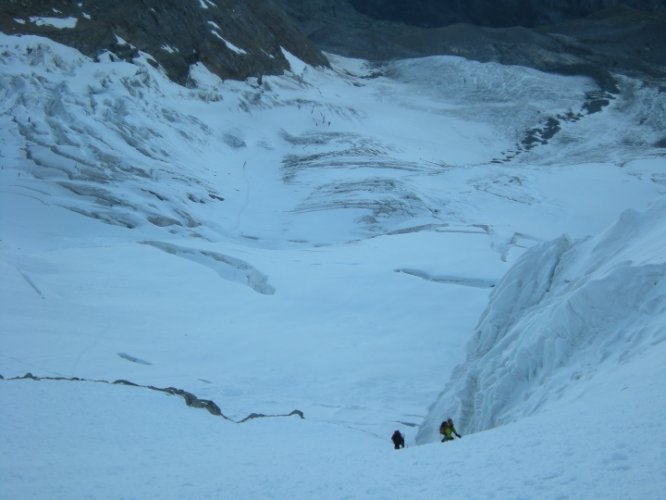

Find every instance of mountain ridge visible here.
[275,0,666,86]
[3,0,665,86]
[0,0,328,84]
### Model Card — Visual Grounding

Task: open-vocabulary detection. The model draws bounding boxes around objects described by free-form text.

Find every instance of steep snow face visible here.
[1,30,666,499]
[1,31,665,425]
[417,197,666,443]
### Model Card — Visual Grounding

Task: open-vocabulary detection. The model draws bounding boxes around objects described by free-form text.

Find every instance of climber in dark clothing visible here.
[391,430,405,449]
[439,418,462,442]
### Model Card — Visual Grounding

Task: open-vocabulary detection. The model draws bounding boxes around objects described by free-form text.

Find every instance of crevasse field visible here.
[1,32,665,499]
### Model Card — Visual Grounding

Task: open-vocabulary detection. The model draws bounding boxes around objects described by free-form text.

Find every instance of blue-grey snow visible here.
[1,29,665,500]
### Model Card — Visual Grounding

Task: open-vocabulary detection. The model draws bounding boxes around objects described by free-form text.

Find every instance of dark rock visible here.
[0,0,329,84]
[347,0,666,28]
[238,412,266,422]
[113,379,140,386]
[237,409,305,422]
[3,0,662,85]
[4,373,305,424]
[538,5,666,82]
[197,399,223,416]
[275,0,665,85]
[160,386,228,417]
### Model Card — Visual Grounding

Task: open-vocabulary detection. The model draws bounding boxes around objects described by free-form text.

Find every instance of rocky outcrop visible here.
[0,0,328,84]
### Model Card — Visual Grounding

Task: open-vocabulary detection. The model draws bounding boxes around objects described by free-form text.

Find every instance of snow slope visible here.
[1,32,665,499]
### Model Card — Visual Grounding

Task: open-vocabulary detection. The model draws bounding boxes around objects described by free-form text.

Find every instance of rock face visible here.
[348,0,666,28]
[1,0,663,86]
[275,0,666,86]
[0,0,329,83]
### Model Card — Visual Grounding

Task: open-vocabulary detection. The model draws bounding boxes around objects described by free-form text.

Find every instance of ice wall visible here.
[417,196,666,443]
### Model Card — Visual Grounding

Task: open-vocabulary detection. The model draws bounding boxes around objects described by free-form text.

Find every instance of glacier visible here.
[1,30,665,499]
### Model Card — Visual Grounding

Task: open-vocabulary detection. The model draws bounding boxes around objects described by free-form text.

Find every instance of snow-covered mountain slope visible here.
[3,355,665,500]
[1,32,665,498]
[2,0,328,82]
[417,196,666,443]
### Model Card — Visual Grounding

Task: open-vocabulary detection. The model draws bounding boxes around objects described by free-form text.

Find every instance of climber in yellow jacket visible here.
[439,418,462,442]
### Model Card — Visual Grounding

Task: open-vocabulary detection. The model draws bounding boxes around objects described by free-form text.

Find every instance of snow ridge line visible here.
[0,373,305,423]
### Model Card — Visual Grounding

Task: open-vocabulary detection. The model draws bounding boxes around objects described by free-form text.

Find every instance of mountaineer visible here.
[439,418,462,442]
[391,430,405,449]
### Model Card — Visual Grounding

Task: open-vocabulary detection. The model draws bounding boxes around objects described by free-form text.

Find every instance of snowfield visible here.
[1,32,665,499]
